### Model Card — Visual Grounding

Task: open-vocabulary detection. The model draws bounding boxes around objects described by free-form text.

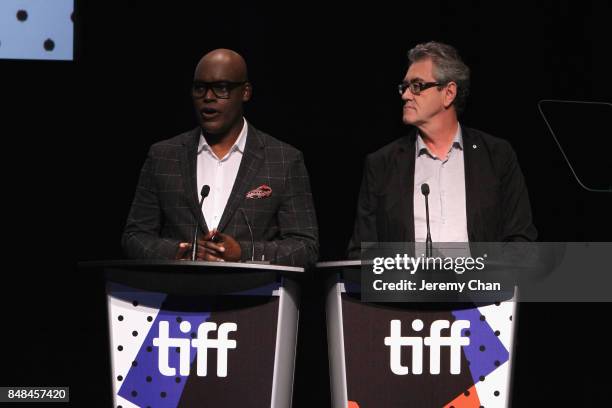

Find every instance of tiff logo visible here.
[153,320,237,377]
[384,319,470,375]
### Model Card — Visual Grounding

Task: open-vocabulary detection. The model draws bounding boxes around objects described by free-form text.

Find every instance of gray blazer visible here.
[122,123,319,267]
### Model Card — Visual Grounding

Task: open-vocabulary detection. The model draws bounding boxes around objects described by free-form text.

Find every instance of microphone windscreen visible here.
[201,184,211,198]
[421,183,430,196]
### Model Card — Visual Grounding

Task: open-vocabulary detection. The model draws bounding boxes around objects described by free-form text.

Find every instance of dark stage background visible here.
[2,1,611,406]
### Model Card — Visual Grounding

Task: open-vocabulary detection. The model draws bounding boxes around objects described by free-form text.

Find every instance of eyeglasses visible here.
[192,81,247,99]
[398,81,445,96]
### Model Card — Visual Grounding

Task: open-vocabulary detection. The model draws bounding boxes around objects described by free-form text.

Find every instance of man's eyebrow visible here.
[404,76,425,83]
[193,80,233,83]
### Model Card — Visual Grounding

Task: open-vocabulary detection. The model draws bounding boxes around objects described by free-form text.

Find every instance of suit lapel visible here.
[461,126,479,241]
[397,130,417,242]
[180,127,208,233]
[217,123,265,232]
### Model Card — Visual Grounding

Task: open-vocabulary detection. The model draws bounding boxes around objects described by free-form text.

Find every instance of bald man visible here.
[122,49,319,267]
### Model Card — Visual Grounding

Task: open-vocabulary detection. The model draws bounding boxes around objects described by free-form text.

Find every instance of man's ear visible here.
[443,81,457,108]
[242,82,252,102]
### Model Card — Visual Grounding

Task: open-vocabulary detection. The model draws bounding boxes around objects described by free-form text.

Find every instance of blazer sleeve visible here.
[121,147,181,259]
[238,151,319,268]
[347,155,380,258]
[499,142,538,242]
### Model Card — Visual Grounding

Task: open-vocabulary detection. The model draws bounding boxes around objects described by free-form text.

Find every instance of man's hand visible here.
[175,240,225,262]
[175,242,192,260]
[176,230,242,262]
[202,230,242,262]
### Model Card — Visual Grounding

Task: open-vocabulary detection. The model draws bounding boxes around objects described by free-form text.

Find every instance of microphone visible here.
[239,208,269,264]
[421,183,433,258]
[239,209,255,262]
[191,185,210,261]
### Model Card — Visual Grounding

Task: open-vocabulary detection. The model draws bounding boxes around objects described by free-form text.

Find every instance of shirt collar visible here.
[198,117,248,156]
[416,123,463,157]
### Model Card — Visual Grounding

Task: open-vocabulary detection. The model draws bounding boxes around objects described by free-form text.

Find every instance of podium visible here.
[80,260,303,408]
[320,261,518,408]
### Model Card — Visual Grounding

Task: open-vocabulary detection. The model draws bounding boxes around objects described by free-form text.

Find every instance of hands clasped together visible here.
[176,230,242,262]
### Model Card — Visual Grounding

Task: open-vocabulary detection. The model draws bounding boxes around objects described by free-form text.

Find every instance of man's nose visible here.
[401,88,414,101]
[203,88,217,101]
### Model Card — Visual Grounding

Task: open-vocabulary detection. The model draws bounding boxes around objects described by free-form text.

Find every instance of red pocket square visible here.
[246,184,272,199]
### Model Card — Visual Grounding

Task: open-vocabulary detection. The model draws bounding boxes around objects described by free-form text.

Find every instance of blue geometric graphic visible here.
[0,0,73,60]
[118,310,211,407]
[452,308,509,385]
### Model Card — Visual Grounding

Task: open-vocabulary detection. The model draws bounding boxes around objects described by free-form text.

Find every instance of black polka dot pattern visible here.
[17,10,28,21]
[43,39,55,51]
[3,4,76,60]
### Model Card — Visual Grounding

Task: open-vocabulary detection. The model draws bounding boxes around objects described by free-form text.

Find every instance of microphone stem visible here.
[191,195,206,261]
[240,209,255,262]
[425,194,433,258]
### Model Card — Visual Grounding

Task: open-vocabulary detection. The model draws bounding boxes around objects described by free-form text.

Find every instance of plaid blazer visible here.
[122,123,319,267]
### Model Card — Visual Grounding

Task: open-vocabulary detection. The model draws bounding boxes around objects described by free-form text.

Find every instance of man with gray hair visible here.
[348,41,536,255]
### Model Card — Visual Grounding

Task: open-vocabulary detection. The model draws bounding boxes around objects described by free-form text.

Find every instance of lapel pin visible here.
[472,144,477,149]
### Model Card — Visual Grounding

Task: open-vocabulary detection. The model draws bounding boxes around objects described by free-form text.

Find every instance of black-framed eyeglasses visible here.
[192,81,247,99]
[398,81,445,96]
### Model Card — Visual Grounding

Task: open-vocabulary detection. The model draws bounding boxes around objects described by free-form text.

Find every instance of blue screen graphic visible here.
[0,0,73,61]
